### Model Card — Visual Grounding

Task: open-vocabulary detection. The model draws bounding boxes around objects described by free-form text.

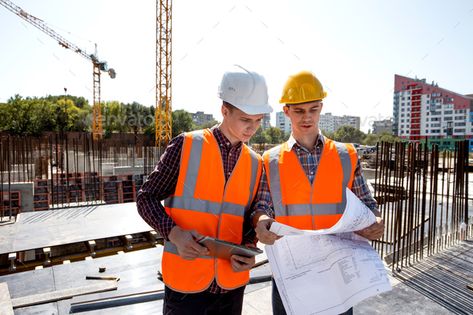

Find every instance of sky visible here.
[0,0,472,132]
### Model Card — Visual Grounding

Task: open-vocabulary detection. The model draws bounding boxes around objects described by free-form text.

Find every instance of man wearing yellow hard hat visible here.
[138,65,272,314]
[251,71,384,315]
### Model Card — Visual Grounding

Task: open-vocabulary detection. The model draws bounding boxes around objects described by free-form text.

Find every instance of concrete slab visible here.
[0,203,153,254]
[246,240,473,314]
[0,282,14,315]
[0,246,273,315]
[1,200,472,315]
[243,283,272,315]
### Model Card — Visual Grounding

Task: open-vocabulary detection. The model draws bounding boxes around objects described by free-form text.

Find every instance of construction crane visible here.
[155,0,172,147]
[0,0,116,140]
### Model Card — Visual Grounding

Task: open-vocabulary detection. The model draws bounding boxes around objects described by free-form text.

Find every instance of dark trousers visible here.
[163,285,246,315]
[272,279,353,315]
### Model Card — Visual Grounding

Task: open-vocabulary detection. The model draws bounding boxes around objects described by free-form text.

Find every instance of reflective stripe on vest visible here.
[162,129,260,292]
[266,138,354,225]
[164,131,259,215]
[164,241,213,259]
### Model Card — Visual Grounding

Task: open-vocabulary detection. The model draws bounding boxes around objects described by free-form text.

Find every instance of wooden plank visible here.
[11,280,118,309]
[0,282,14,315]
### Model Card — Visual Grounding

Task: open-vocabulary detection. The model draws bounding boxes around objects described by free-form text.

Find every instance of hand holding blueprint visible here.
[266,234,391,315]
[266,188,391,315]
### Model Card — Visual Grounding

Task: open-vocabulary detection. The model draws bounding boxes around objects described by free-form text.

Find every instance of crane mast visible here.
[155,0,173,147]
[0,0,115,140]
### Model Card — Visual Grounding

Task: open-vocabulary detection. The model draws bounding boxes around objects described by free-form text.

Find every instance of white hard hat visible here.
[218,65,273,115]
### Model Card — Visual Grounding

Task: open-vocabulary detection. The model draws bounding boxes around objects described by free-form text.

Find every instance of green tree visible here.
[252,127,271,144]
[54,99,68,132]
[0,94,93,135]
[103,101,128,136]
[143,106,156,136]
[363,133,379,146]
[282,131,291,142]
[46,95,91,133]
[265,127,285,144]
[172,109,195,137]
[70,106,91,132]
[124,101,154,134]
[322,130,335,140]
[0,95,57,135]
[333,125,366,143]
[379,132,400,143]
[55,98,85,132]
[199,119,219,130]
[1,95,33,134]
[45,95,90,109]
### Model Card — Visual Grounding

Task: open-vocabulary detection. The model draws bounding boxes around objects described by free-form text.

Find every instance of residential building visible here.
[372,119,393,135]
[191,111,215,126]
[261,113,271,130]
[319,113,361,133]
[393,74,473,151]
[276,111,291,134]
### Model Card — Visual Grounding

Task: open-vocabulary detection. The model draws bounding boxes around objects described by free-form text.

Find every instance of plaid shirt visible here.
[137,126,254,294]
[251,134,379,220]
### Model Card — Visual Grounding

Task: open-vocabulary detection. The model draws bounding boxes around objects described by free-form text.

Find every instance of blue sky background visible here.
[1,0,472,131]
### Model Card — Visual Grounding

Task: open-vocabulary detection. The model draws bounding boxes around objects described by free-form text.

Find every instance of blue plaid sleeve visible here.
[350,159,380,216]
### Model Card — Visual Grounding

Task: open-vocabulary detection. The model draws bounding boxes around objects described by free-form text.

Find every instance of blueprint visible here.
[270,188,376,237]
[266,188,391,315]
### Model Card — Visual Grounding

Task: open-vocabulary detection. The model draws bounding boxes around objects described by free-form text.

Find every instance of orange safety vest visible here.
[162,129,262,293]
[263,137,358,230]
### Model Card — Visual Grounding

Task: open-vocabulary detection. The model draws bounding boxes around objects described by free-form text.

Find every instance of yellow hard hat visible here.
[279,71,327,104]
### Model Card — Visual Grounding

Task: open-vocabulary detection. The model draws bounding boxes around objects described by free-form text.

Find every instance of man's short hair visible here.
[223,102,237,112]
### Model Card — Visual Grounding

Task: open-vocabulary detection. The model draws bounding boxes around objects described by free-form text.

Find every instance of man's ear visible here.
[283,105,289,116]
[221,103,228,118]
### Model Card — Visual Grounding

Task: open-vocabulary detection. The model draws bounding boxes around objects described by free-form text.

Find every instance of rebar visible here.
[369,140,471,272]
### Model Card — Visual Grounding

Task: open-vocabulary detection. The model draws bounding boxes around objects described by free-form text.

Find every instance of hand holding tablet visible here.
[197,236,263,260]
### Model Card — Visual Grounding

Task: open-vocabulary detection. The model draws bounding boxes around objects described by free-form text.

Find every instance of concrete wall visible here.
[2,182,34,213]
[114,166,144,176]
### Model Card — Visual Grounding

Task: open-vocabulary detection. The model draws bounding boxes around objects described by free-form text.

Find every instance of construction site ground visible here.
[0,203,472,314]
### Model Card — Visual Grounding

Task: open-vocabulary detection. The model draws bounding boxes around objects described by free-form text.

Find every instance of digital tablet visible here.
[197,236,263,260]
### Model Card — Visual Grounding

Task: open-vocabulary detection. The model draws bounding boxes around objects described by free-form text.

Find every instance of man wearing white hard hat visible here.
[137,65,272,314]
